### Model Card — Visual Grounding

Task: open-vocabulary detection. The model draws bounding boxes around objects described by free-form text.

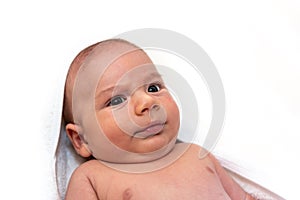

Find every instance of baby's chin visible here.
[121,134,178,157]
[97,138,188,173]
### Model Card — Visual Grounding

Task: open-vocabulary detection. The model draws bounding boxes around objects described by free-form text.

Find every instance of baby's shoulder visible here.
[66,160,110,199]
[71,159,109,180]
[178,143,216,166]
[180,143,210,158]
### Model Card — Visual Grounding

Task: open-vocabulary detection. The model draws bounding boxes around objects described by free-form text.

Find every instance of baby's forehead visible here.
[98,54,158,85]
[74,41,156,90]
[89,40,140,59]
[81,42,141,71]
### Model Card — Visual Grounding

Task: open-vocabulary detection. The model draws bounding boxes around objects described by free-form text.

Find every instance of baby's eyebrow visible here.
[97,85,126,97]
[95,85,123,105]
[96,72,163,98]
[143,72,163,81]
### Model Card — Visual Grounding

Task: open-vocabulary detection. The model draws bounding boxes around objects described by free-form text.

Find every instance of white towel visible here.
[55,122,86,199]
[42,62,86,199]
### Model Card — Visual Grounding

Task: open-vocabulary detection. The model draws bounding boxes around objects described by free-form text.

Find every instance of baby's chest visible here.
[101,162,230,200]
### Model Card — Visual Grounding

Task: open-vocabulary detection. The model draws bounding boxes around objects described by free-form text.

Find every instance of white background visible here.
[0,0,299,199]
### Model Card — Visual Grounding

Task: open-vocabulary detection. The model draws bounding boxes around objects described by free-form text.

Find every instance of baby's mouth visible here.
[133,122,166,138]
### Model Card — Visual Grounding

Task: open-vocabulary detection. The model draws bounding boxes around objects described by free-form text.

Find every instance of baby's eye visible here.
[147,84,161,93]
[107,95,127,106]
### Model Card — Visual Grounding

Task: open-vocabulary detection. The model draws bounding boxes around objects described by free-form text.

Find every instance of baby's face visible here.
[92,49,180,153]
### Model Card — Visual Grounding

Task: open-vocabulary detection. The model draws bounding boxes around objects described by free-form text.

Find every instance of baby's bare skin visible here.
[66,144,254,200]
[64,40,256,200]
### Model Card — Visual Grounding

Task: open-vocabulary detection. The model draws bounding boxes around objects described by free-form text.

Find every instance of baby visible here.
[63,39,255,199]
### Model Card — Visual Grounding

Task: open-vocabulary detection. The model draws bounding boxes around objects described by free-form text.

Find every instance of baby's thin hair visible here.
[63,38,139,124]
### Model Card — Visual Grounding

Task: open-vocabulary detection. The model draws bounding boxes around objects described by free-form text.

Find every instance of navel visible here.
[122,188,133,200]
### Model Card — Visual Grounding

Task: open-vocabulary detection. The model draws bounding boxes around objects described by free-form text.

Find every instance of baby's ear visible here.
[65,123,92,158]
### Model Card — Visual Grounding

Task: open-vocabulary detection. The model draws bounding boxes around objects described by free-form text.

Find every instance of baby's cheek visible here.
[164,96,180,119]
[96,111,114,133]
[98,116,126,145]
[166,95,179,110]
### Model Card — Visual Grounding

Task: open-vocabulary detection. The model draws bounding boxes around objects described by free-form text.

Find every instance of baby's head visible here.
[63,39,180,163]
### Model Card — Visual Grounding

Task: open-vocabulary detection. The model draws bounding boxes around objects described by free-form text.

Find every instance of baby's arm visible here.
[65,166,99,200]
[208,153,256,200]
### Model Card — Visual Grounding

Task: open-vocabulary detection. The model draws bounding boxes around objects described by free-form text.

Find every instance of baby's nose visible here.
[133,90,158,115]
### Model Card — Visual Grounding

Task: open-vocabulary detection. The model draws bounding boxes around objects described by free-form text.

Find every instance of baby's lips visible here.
[133,122,166,138]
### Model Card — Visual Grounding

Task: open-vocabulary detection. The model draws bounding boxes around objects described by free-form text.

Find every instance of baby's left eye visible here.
[147,84,161,93]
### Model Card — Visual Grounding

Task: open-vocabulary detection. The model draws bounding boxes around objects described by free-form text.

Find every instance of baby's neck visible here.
[98,142,191,173]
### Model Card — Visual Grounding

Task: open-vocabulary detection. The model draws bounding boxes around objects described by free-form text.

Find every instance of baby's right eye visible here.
[106,95,127,107]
